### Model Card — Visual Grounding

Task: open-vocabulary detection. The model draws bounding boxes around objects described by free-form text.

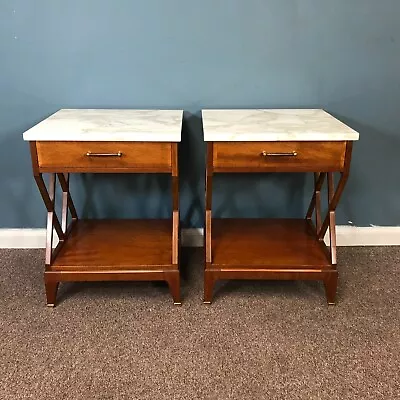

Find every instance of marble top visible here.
[202,109,359,141]
[23,109,183,142]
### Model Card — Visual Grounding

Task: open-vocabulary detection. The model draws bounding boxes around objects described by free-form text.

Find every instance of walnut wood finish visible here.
[57,173,78,230]
[317,142,353,241]
[29,139,180,306]
[51,220,174,270]
[204,140,354,305]
[213,141,346,172]
[171,143,180,270]
[327,172,337,265]
[211,219,331,268]
[36,141,172,173]
[33,173,64,243]
[45,173,57,265]
[306,172,326,232]
[205,144,213,264]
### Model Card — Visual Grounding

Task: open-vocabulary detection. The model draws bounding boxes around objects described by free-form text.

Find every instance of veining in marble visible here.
[202,109,359,141]
[23,109,183,142]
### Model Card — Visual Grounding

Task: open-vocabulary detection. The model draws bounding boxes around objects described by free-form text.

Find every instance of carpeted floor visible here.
[0,247,399,400]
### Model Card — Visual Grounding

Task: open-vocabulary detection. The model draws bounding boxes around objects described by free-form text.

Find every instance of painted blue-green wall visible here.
[1,1,400,228]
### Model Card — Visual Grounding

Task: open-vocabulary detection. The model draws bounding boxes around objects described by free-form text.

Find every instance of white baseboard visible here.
[0,226,400,249]
[334,226,400,246]
[0,229,50,249]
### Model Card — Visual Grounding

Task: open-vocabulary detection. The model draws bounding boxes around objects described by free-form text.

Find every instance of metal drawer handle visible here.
[86,151,123,157]
[261,151,297,157]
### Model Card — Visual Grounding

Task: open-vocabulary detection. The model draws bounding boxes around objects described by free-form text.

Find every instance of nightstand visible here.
[202,109,359,305]
[23,109,183,306]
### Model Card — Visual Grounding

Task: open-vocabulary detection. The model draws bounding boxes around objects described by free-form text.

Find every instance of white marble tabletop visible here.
[23,109,183,142]
[202,109,359,141]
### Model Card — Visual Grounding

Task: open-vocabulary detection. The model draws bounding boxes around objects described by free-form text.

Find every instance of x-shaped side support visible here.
[34,173,78,265]
[306,170,350,265]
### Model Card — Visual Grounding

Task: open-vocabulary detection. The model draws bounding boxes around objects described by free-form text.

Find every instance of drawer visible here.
[36,141,172,172]
[212,141,347,172]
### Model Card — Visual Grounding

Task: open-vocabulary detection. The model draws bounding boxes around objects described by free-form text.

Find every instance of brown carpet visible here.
[0,247,399,400]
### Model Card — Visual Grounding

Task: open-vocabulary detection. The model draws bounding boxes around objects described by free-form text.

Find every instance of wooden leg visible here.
[45,281,59,307]
[204,270,216,304]
[314,173,322,232]
[306,173,325,225]
[168,144,181,306]
[327,172,337,265]
[205,143,213,264]
[165,271,181,305]
[324,272,338,305]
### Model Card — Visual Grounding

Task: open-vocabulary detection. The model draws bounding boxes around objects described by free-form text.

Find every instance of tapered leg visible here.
[204,270,216,304]
[45,281,59,307]
[324,272,338,305]
[165,271,181,305]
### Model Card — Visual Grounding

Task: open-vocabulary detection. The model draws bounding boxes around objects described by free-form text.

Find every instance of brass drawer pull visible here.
[261,151,297,157]
[86,151,123,157]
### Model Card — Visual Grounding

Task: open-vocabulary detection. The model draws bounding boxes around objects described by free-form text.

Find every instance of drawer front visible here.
[212,141,347,172]
[36,141,172,172]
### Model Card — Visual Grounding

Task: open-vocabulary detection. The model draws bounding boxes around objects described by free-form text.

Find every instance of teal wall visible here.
[1,1,400,228]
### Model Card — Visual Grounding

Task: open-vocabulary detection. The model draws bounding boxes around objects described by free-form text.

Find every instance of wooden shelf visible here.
[211,218,331,269]
[51,219,174,270]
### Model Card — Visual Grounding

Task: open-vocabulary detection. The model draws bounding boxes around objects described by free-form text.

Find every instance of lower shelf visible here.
[210,218,332,269]
[51,219,174,271]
